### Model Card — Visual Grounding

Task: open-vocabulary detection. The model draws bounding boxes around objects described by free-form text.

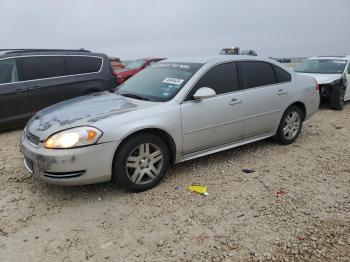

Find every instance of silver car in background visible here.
[20,56,320,191]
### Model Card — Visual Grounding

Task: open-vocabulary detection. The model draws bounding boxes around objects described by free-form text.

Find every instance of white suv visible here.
[294,56,350,110]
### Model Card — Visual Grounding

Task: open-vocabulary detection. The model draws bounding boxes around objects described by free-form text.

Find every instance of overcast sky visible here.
[1,0,349,60]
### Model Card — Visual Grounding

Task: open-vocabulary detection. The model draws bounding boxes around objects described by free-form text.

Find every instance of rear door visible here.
[0,58,30,128]
[181,62,245,154]
[19,56,78,113]
[66,56,111,93]
[238,61,292,138]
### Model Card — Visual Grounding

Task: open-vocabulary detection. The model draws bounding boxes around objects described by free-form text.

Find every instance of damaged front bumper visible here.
[319,78,345,101]
[20,132,119,186]
[319,84,332,100]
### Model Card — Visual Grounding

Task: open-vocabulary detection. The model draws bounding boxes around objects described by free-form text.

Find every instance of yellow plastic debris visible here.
[187,185,209,196]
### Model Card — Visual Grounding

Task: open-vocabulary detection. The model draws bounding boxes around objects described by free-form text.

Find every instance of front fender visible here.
[97,102,183,155]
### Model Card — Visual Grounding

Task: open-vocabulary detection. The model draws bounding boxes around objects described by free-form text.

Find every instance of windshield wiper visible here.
[120,93,150,101]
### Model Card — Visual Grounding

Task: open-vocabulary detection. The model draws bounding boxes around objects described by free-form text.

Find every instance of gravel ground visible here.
[0,105,349,262]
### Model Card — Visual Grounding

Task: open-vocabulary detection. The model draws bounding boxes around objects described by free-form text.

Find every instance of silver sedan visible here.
[20,56,320,191]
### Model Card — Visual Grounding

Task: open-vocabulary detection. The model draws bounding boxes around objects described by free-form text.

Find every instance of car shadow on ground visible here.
[318,100,350,111]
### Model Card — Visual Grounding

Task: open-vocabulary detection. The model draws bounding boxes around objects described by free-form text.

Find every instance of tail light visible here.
[314,79,319,92]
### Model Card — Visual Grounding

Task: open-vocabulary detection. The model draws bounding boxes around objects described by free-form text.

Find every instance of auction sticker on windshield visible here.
[163,77,184,85]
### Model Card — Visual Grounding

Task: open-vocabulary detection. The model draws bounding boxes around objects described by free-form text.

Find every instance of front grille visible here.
[25,130,40,147]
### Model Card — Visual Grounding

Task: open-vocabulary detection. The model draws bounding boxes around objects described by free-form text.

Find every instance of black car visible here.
[0,49,116,131]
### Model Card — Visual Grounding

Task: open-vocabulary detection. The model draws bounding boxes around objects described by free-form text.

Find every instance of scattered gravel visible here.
[0,105,349,261]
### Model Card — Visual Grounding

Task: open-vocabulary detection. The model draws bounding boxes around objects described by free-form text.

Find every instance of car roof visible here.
[164,55,277,64]
[308,55,350,61]
[0,49,105,59]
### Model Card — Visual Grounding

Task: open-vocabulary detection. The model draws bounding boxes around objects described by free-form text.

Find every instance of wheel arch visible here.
[286,101,306,121]
[113,127,177,165]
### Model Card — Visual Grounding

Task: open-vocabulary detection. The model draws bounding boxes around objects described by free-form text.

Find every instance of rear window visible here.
[66,56,102,74]
[239,61,276,89]
[19,56,67,81]
[273,65,291,83]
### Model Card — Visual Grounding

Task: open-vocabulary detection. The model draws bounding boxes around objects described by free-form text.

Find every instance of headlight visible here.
[330,78,343,86]
[44,127,102,149]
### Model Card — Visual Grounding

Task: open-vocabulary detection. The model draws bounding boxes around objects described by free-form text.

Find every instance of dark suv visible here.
[0,49,116,131]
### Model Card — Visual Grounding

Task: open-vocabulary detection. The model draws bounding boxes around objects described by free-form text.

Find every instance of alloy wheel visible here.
[283,111,301,140]
[125,143,163,185]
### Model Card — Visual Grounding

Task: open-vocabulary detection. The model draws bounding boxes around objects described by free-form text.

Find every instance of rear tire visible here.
[330,85,345,110]
[112,134,170,192]
[274,105,303,145]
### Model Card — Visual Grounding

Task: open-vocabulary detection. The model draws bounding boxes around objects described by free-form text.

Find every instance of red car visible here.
[114,58,165,85]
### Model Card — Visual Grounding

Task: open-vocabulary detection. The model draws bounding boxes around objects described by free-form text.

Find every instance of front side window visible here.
[294,59,347,74]
[0,59,18,84]
[66,56,102,74]
[239,61,276,89]
[186,62,238,101]
[20,56,67,81]
[118,62,203,102]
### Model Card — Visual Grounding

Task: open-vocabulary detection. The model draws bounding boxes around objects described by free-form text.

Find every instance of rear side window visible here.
[66,56,102,74]
[239,61,276,89]
[0,59,19,84]
[20,56,67,81]
[273,65,291,83]
[186,62,238,100]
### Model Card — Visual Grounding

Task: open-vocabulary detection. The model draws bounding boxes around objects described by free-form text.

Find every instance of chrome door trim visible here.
[183,131,273,161]
[0,55,104,86]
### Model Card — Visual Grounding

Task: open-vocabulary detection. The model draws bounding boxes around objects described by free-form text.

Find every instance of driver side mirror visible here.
[193,87,216,100]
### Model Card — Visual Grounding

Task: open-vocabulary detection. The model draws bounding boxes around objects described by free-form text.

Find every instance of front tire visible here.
[112,134,170,191]
[330,85,345,110]
[274,106,303,145]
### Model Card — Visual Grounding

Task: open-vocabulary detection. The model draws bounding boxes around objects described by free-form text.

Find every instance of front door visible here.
[0,58,30,128]
[181,62,244,154]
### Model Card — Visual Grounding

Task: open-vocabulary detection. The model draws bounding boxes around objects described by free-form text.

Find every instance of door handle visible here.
[277,89,288,95]
[229,98,242,105]
[16,88,26,93]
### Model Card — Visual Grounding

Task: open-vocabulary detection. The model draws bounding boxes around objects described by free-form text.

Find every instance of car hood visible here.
[297,73,342,84]
[26,92,149,140]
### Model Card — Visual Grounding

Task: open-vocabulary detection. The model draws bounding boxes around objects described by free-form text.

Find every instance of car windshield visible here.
[126,59,146,69]
[117,62,203,102]
[294,59,347,74]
